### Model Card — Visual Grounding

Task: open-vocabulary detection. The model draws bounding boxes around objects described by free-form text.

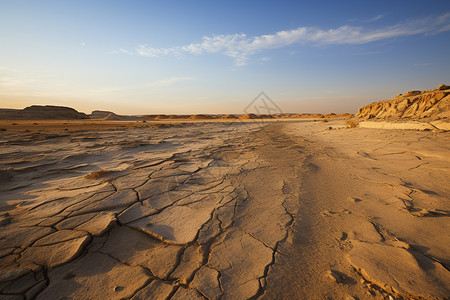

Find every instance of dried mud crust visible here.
[1,121,449,299]
[0,122,299,299]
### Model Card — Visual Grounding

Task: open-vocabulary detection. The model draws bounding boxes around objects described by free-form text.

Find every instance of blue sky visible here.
[1,0,450,114]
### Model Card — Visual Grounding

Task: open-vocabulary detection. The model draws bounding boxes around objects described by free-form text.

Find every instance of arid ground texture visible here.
[0,85,449,299]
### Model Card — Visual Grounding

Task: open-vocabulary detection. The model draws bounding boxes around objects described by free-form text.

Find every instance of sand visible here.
[0,119,449,299]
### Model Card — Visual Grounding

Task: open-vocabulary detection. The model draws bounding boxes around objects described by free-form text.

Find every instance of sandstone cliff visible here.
[356,84,450,120]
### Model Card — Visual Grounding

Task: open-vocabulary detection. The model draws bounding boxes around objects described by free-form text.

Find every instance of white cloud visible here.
[367,14,387,23]
[110,48,134,55]
[122,13,450,66]
[146,77,193,87]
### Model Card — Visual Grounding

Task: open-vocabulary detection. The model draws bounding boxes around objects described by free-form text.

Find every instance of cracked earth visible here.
[0,120,449,299]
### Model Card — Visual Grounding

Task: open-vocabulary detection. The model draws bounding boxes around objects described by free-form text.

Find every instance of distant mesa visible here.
[167,115,190,120]
[258,114,275,119]
[90,110,113,119]
[1,84,446,122]
[0,106,143,121]
[0,107,356,121]
[103,113,126,120]
[142,115,181,120]
[155,115,183,120]
[141,115,159,120]
[0,105,89,120]
[188,114,215,120]
[142,114,217,120]
[356,84,450,120]
[90,110,140,121]
[239,113,259,119]
[220,114,238,119]
[143,113,353,120]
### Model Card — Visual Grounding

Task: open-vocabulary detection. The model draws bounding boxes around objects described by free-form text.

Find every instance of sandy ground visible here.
[0,120,449,299]
[0,118,318,133]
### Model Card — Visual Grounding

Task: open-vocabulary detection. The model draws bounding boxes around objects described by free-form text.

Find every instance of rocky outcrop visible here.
[219,114,237,119]
[90,110,113,119]
[103,113,130,121]
[140,113,354,120]
[239,113,259,119]
[356,84,450,120]
[91,110,140,121]
[188,114,215,120]
[0,105,89,120]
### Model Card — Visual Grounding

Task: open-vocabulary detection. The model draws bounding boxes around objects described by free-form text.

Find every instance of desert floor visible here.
[0,120,449,299]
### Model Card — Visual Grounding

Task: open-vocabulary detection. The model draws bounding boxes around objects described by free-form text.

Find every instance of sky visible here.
[1,0,450,115]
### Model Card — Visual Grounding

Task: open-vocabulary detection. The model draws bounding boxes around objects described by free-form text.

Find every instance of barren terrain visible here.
[0,119,449,299]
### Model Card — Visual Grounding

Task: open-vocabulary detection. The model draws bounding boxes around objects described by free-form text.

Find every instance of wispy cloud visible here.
[0,67,38,91]
[110,48,134,55]
[366,14,387,23]
[0,76,30,88]
[118,13,450,66]
[146,77,193,87]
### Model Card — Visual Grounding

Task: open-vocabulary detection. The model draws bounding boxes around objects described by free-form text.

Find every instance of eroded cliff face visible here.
[356,84,450,120]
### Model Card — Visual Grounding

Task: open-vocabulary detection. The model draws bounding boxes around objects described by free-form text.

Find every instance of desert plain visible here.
[0,85,449,300]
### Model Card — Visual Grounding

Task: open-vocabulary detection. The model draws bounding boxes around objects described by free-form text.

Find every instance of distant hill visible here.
[0,108,20,113]
[0,106,355,121]
[141,113,353,120]
[220,114,238,119]
[0,105,89,120]
[239,113,259,119]
[90,110,141,121]
[90,110,113,119]
[188,114,215,120]
[356,84,450,120]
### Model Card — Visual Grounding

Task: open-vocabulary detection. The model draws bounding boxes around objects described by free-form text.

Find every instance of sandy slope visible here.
[0,120,449,299]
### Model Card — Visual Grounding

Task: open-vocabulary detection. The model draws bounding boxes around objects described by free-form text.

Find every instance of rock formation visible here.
[90,110,140,121]
[139,113,353,120]
[90,110,114,119]
[0,105,89,120]
[188,114,215,120]
[103,113,131,121]
[239,113,259,119]
[356,84,450,120]
[219,114,238,119]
